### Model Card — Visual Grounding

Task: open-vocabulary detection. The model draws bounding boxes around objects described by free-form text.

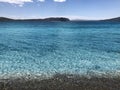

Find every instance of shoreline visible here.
[1,70,120,79]
[0,74,120,90]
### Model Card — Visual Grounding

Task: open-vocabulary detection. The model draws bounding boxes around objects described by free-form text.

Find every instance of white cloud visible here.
[0,0,33,6]
[38,0,66,2]
[0,0,66,6]
[53,0,66,2]
[38,0,45,2]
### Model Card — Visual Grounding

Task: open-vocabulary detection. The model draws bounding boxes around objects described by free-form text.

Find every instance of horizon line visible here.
[0,16,120,21]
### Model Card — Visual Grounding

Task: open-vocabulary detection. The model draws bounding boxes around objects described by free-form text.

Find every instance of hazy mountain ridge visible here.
[0,17,70,22]
[0,17,120,22]
[0,17,14,21]
[102,17,120,21]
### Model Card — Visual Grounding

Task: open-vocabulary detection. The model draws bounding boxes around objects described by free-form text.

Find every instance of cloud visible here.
[53,0,66,2]
[38,0,66,2]
[38,0,45,2]
[0,0,66,6]
[0,0,33,6]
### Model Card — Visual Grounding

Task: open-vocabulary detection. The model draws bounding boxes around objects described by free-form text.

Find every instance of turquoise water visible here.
[0,21,120,78]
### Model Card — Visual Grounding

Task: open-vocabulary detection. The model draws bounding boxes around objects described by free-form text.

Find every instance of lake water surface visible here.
[0,21,120,78]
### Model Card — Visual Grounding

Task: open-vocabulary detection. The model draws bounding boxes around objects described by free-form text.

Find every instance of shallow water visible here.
[0,21,120,78]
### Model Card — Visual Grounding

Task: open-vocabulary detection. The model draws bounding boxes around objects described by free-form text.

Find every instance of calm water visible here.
[0,21,120,78]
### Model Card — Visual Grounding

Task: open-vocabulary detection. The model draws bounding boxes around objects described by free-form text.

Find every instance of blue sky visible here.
[0,0,120,20]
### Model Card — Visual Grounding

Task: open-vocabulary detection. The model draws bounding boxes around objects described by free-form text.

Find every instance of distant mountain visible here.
[1,17,120,22]
[0,17,14,21]
[0,17,70,22]
[102,17,120,21]
[44,17,70,21]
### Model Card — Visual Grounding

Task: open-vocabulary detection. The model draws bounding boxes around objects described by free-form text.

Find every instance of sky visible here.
[0,0,120,20]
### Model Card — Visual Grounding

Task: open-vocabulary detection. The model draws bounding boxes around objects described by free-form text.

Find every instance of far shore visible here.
[0,16,120,22]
